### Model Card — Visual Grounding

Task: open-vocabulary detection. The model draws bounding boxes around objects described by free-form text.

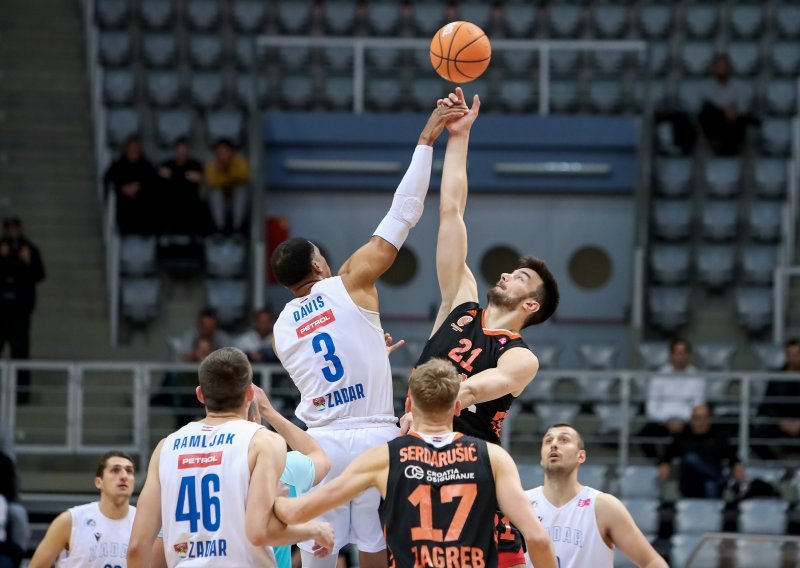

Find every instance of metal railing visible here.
[255,36,647,115]
[4,361,800,470]
[684,533,800,568]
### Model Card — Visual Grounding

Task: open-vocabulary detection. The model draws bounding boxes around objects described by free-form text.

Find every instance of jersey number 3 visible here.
[312,332,345,382]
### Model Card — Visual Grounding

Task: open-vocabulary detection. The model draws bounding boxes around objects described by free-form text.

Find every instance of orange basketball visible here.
[430,21,491,83]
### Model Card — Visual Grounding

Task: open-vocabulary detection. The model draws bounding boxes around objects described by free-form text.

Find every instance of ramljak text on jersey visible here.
[171,432,235,450]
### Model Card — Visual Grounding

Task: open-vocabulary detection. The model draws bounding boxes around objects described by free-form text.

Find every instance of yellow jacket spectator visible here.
[205,138,250,233]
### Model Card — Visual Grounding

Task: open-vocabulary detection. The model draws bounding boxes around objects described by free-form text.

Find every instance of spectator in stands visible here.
[157,137,208,236]
[0,216,46,405]
[638,338,706,458]
[753,338,800,459]
[156,336,213,428]
[204,138,250,235]
[236,309,278,363]
[178,308,232,361]
[658,403,745,498]
[103,136,159,235]
[698,53,754,155]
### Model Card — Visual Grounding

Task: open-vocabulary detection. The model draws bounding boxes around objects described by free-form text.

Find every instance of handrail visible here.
[255,36,647,115]
[684,532,800,568]
[773,265,800,343]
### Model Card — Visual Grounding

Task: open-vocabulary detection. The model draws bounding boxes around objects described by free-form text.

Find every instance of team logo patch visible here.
[85,518,96,527]
[457,315,473,327]
[174,542,189,558]
[296,309,336,338]
[577,498,592,508]
[450,323,463,333]
[404,465,424,480]
[94,532,102,542]
[312,396,326,411]
[178,451,223,469]
[498,337,508,345]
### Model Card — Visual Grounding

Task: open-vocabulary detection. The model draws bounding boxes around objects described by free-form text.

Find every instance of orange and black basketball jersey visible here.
[416,302,530,444]
[379,433,498,568]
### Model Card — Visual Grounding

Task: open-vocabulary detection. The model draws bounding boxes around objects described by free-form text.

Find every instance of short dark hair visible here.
[271,238,316,287]
[519,256,559,328]
[95,451,135,478]
[213,138,235,150]
[786,338,800,349]
[198,307,218,321]
[545,423,584,450]
[173,136,189,147]
[670,338,692,353]
[198,347,252,411]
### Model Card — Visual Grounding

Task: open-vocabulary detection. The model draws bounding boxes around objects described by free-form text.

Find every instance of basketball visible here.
[430,21,491,83]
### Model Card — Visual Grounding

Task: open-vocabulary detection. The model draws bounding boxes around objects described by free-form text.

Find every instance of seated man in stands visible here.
[638,338,706,458]
[236,308,278,363]
[103,136,158,235]
[157,137,209,236]
[204,138,250,235]
[658,403,745,498]
[753,338,800,459]
[178,307,232,360]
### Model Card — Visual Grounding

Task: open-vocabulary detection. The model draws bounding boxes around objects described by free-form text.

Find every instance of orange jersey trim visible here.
[480,310,522,339]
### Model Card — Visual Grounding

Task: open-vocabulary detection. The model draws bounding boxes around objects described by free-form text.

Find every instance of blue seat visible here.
[760,119,791,156]
[588,81,623,114]
[736,288,773,333]
[547,5,582,38]
[593,403,625,432]
[650,245,691,284]
[738,499,789,534]
[674,499,724,534]
[591,4,628,38]
[701,202,738,241]
[517,463,544,489]
[617,466,660,499]
[280,75,314,109]
[367,4,401,35]
[103,70,135,105]
[504,4,536,38]
[155,109,192,147]
[499,78,535,113]
[321,46,354,72]
[366,48,399,73]
[550,50,580,77]
[205,237,246,278]
[622,499,660,534]
[276,46,311,71]
[96,0,129,29]
[676,79,705,114]
[324,0,358,34]
[366,77,402,111]
[639,5,672,38]
[728,42,760,76]
[748,201,783,242]
[99,32,132,66]
[189,35,223,69]
[753,343,786,371]
[696,343,736,371]
[142,34,177,68]
[704,158,741,198]
[146,72,182,107]
[680,42,714,76]
[232,0,267,33]
[683,4,718,38]
[107,108,140,146]
[548,81,578,114]
[775,5,800,38]
[139,0,174,30]
[754,158,787,199]
[189,72,225,109]
[655,158,692,196]
[638,342,669,371]
[121,236,157,276]
[771,41,800,76]
[741,245,778,285]
[121,278,161,324]
[185,0,221,31]
[764,80,797,116]
[412,4,445,36]
[534,404,581,433]
[578,464,608,491]
[206,110,244,146]
[410,77,446,111]
[729,4,764,38]
[696,245,735,288]
[459,3,492,31]
[589,50,626,77]
[735,541,783,567]
[652,200,692,241]
[233,75,271,108]
[234,37,258,70]
[648,286,690,331]
[206,279,248,327]
[277,0,313,33]
[324,75,354,110]
[579,343,619,370]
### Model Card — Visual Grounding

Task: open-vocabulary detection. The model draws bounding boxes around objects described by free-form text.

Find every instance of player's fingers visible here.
[455,86,465,102]
[472,94,481,111]
[387,339,406,354]
[448,91,460,104]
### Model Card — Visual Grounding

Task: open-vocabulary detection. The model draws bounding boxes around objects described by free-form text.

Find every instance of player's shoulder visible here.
[447,301,481,320]
[524,486,542,502]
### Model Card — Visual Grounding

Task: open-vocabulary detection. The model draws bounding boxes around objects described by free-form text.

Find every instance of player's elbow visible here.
[525,531,555,562]
[312,452,332,485]
[438,194,464,217]
[245,521,271,548]
[126,538,150,565]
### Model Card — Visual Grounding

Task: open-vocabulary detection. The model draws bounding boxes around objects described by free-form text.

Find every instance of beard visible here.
[487,286,526,310]
[541,459,579,479]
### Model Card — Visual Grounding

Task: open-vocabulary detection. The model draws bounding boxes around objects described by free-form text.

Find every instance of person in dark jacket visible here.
[753,339,800,459]
[103,136,158,235]
[0,217,45,404]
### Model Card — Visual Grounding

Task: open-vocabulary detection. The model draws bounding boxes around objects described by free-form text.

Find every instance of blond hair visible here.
[409,358,460,413]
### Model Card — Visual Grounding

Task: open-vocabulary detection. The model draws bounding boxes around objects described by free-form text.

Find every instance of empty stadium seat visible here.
[499,78,535,113]
[323,0,358,34]
[648,286,690,331]
[754,158,788,198]
[107,108,140,146]
[366,77,402,111]
[638,342,669,371]
[650,244,690,284]
[103,70,135,106]
[655,158,691,196]
[366,48,398,73]
[504,4,536,38]
[139,0,174,30]
[701,202,738,241]
[591,4,628,38]
[547,5,582,38]
[189,35,223,69]
[120,236,157,276]
[729,4,764,38]
[695,343,736,370]
[735,541,783,567]
[579,344,619,370]
[748,201,783,242]
[593,403,625,433]
[185,0,221,31]
[96,0,129,29]
[622,498,660,534]
[519,376,555,402]
[727,42,760,76]
[676,79,705,114]
[190,72,225,109]
[458,3,491,31]
[578,464,608,491]
[277,0,313,33]
[142,34,177,68]
[589,50,626,77]
[577,376,615,402]
[232,0,267,33]
[534,345,560,370]
[410,77,445,111]
[617,466,660,499]
[775,5,800,38]
[670,534,717,568]
[764,80,798,116]
[366,3,401,35]
[517,463,544,489]
[760,119,792,156]
[121,278,161,324]
[550,50,580,77]
[753,343,786,371]
[674,499,724,534]
[704,158,741,198]
[680,42,714,76]
[770,42,800,76]
[644,42,670,77]
[588,81,623,114]
[206,110,244,145]
[652,200,692,240]
[155,109,192,147]
[741,245,778,285]
[412,4,445,36]
[206,279,248,326]
[324,75,354,110]
[549,80,579,114]
[683,4,718,38]
[696,244,735,288]
[234,75,270,108]
[146,72,181,107]
[534,404,581,433]
[747,466,786,487]
[205,237,246,278]
[738,499,788,534]
[99,32,132,66]
[639,5,672,38]
[234,37,258,70]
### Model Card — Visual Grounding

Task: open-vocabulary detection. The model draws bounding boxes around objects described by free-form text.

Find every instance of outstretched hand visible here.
[437,86,480,135]
[384,332,406,356]
[418,98,468,145]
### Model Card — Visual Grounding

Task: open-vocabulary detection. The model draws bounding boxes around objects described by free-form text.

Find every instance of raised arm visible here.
[488,444,558,568]
[340,103,466,311]
[598,493,668,568]
[245,429,288,547]
[127,440,165,568]
[432,88,482,335]
[28,510,71,568]
[275,444,388,525]
[458,347,539,408]
[254,385,331,484]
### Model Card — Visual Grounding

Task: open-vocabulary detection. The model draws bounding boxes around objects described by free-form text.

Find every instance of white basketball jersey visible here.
[159,420,276,567]
[524,486,614,568]
[56,501,136,568]
[273,276,395,428]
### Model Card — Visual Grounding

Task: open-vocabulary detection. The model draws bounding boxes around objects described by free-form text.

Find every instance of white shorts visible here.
[297,424,397,554]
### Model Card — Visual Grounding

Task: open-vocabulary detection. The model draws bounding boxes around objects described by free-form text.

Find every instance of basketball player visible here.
[29,451,136,567]
[127,347,333,567]
[270,99,466,568]
[273,359,558,568]
[404,87,560,567]
[524,424,667,568]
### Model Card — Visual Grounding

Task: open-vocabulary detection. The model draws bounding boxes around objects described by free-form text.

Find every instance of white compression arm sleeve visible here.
[373,145,434,249]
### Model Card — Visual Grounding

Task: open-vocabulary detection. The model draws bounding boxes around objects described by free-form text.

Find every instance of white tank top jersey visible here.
[273,276,396,428]
[159,419,276,567]
[524,486,614,568]
[56,501,136,568]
